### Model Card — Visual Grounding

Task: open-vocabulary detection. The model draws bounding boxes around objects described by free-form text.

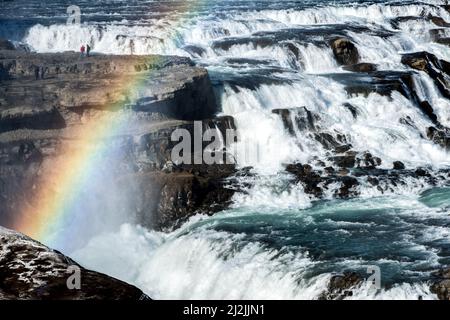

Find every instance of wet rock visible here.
[356,152,382,169]
[401,52,450,101]
[285,161,449,200]
[130,164,237,231]
[343,103,360,119]
[0,39,15,51]
[319,272,364,300]
[343,63,377,73]
[0,227,150,300]
[329,153,356,168]
[272,107,351,153]
[431,267,450,300]
[336,176,359,198]
[324,71,415,99]
[330,38,360,66]
[392,15,450,30]
[182,45,206,58]
[415,167,430,177]
[272,107,318,135]
[427,127,450,151]
[429,15,450,28]
[419,101,439,125]
[393,161,406,170]
[334,144,353,154]
[286,163,324,197]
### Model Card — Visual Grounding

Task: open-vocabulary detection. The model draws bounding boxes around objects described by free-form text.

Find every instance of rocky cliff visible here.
[0,40,237,231]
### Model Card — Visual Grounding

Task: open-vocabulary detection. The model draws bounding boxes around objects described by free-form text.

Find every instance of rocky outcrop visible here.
[0,226,149,300]
[401,51,450,100]
[272,107,351,153]
[0,45,237,231]
[431,267,450,300]
[427,127,450,151]
[0,50,219,122]
[330,38,360,66]
[285,162,450,199]
[319,272,364,300]
[128,164,237,230]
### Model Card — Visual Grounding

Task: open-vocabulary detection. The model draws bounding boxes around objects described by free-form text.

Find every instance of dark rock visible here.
[286,163,324,198]
[0,51,218,122]
[129,164,237,231]
[0,227,150,300]
[429,16,450,28]
[272,107,318,135]
[183,45,206,58]
[330,38,360,66]
[324,71,416,100]
[334,144,352,154]
[431,267,450,300]
[427,127,450,151]
[393,161,406,170]
[336,176,359,198]
[0,51,237,231]
[285,161,449,200]
[356,152,382,169]
[330,153,356,168]
[415,167,430,177]
[418,101,439,125]
[343,103,360,119]
[0,106,66,133]
[319,272,364,300]
[343,63,377,73]
[401,52,450,102]
[324,166,335,174]
[0,39,15,51]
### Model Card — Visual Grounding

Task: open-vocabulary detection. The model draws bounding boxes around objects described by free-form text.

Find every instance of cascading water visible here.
[3,0,450,299]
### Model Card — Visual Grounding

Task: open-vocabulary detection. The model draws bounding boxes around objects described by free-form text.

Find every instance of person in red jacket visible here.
[80,44,86,57]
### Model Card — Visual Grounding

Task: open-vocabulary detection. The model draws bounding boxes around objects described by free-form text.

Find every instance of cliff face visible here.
[0,44,236,231]
[0,226,149,300]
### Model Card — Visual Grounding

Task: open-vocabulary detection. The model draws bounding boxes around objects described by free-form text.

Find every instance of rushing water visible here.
[2,0,450,299]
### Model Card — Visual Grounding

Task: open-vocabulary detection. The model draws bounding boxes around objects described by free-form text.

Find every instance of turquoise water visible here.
[71,187,450,299]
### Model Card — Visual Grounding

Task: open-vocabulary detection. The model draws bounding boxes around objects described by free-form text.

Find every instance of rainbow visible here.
[13,1,206,247]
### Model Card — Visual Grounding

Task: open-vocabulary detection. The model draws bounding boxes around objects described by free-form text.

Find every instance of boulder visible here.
[393,161,406,170]
[431,267,450,300]
[128,164,237,231]
[427,127,450,151]
[0,227,150,300]
[330,38,360,66]
[319,272,364,300]
[401,52,450,101]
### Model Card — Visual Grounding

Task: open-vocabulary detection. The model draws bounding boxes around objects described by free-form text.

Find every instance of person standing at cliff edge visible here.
[80,44,85,57]
[86,44,91,57]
